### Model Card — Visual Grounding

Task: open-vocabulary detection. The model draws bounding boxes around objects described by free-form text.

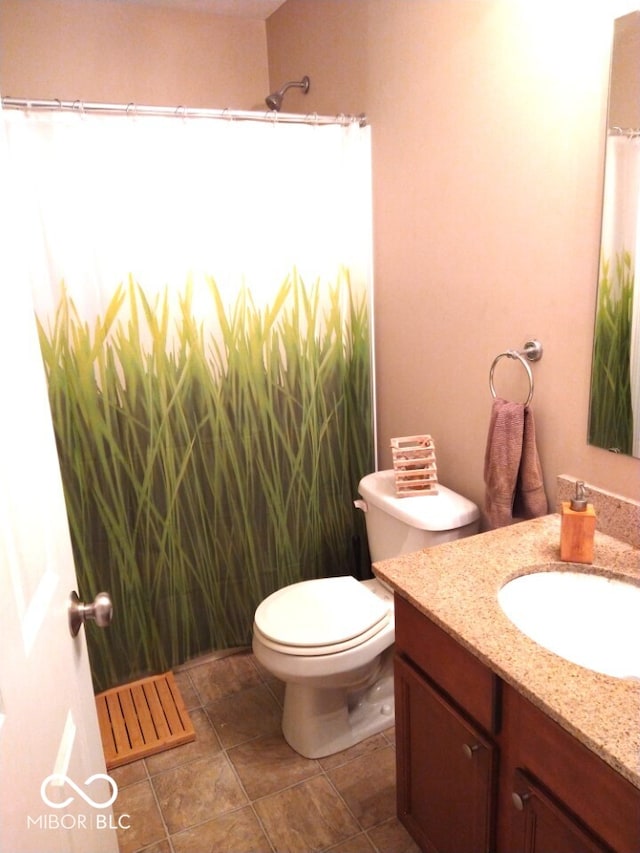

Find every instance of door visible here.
[508,769,611,853]
[395,655,496,853]
[0,125,119,853]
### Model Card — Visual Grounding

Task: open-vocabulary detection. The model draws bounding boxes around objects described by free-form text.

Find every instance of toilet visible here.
[252,468,480,758]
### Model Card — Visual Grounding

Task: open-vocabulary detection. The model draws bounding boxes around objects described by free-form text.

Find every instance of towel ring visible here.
[489,350,535,406]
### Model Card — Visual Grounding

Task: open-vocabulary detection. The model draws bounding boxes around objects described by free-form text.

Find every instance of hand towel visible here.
[512,406,548,520]
[484,398,524,529]
[484,398,547,529]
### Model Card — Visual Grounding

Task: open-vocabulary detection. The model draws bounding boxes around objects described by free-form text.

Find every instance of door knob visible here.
[68,591,113,637]
[462,742,481,759]
[511,790,531,811]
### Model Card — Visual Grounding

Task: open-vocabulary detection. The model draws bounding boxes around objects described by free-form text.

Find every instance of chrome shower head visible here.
[265,76,310,112]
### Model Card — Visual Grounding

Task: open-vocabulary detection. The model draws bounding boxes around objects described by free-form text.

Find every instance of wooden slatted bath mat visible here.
[96,671,195,769]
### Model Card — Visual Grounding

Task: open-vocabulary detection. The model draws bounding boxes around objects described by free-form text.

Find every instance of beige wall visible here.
[1,0,638,520]
[0,0,268,109]
[267,0,640,515]
[609,11,640,127]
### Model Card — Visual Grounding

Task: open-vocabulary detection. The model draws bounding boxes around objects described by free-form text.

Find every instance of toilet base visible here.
[281,648,395,758]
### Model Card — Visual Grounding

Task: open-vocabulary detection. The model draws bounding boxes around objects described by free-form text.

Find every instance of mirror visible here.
[588,11,640,457]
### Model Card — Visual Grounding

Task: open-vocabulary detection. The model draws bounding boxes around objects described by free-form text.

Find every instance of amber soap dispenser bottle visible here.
[560,481,596,564]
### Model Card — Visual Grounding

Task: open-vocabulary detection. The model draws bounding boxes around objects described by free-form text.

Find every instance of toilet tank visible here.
[357,469,480,562]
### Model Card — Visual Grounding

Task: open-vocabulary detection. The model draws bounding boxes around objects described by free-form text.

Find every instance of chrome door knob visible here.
[68,591,113,637]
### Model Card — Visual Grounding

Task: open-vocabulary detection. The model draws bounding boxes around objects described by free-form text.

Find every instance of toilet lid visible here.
[254,576,389,648]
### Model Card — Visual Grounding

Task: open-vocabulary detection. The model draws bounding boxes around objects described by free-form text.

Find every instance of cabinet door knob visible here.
[512,791,531,811]
[462,742,481,759]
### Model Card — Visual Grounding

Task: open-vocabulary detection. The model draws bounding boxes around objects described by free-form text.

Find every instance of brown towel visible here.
[513,406,548,520]
[484,398,547,529]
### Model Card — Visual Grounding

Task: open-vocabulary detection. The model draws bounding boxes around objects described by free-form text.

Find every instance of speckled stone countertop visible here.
[372,513,640,788]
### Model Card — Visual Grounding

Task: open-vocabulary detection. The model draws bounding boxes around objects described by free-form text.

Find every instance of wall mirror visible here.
[588,10,640,458]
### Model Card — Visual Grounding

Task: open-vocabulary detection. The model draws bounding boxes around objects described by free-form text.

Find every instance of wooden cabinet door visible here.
[507,770,611,853]
[500,683,640,853]
[395,655,496,853]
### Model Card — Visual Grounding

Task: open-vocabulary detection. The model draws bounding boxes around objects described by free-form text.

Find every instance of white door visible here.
[0,125,119,853]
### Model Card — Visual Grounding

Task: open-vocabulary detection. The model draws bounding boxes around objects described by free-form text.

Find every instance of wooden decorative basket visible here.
[390,434,438,497]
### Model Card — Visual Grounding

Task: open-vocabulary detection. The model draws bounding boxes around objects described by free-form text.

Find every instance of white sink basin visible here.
[498,568,640,679]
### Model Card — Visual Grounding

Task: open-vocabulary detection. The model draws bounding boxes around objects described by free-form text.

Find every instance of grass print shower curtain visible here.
[589,132,640,456]
[3,108,374,690]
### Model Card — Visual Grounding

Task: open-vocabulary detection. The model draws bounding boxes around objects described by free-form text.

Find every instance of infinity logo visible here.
[40,774,119,810]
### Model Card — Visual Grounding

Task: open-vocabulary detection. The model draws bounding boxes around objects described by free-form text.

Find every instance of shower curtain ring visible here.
[126,103,137,118]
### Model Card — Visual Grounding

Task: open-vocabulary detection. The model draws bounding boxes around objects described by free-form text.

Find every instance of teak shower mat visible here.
[96,671,195,769]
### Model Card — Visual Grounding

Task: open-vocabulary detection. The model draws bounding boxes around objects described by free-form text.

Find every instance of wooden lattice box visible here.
[390,434,438,497]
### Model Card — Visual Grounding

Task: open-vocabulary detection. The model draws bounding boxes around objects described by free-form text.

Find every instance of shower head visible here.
[265,76,310,112]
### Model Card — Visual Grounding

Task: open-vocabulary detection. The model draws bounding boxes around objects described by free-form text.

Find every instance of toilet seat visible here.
[254,576,390,656]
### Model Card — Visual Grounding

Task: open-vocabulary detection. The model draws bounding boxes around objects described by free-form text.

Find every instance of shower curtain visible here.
[590,132,640,457]
[2,106,374,690]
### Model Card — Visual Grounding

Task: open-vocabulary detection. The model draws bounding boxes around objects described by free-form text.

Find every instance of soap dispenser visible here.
[560,481,596,564]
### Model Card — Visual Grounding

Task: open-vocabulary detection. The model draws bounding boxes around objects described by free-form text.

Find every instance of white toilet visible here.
[252,469,480,758]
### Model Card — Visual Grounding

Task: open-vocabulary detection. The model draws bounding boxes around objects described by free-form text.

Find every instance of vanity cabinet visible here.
[394,594,640,853]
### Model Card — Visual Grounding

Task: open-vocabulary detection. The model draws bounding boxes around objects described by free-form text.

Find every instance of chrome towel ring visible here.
[489,339,543,407]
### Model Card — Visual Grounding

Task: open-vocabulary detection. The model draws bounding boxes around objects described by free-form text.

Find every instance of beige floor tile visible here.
[145,707,221,775]
[327,747,396,829]
[172,670,201,711]
[110,758,147,790]
[254,775,360,853]
[113,779,166,853]
[171,805,271,853]
[188,652,262,704]
[265,676,285,707]
[108,650,406,853]
[228,733,321,800]
[326,832,376,852]
[367,816,422,853]
[152,753,247,834]
[206,683,282,748]
[129,840,172,853]
[250,655,274,682]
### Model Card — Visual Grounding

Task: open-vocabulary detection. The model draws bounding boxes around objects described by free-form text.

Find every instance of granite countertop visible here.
[372,513,640,788]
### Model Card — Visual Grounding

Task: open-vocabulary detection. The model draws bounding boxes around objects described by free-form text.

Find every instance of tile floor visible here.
[110,650,420,853]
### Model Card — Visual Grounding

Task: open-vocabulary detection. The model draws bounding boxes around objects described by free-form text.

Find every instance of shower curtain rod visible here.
[1,97,368,127]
